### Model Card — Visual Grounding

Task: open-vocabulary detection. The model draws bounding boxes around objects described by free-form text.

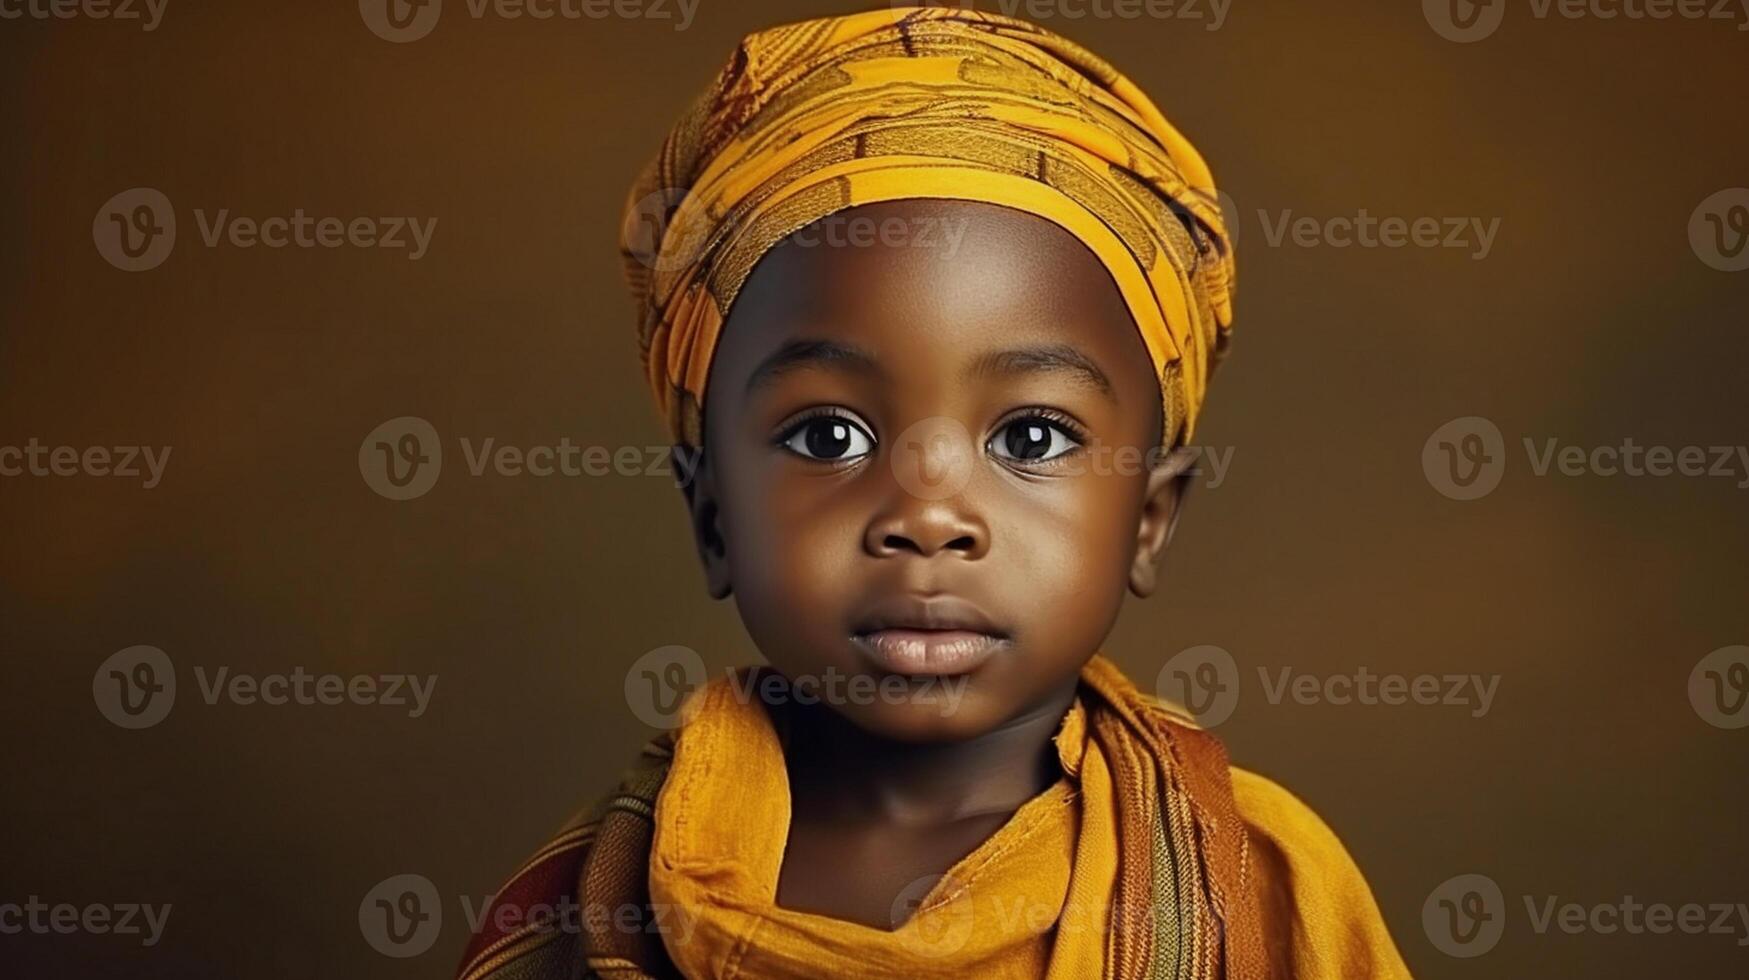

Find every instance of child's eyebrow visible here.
[966,343,1116,401]
[744,338,884,394]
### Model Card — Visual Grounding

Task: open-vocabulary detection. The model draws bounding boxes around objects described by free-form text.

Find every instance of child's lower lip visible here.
[851,629,1007,676]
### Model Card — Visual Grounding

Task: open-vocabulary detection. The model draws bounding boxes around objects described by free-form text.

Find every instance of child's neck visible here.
[773,677,1079,829]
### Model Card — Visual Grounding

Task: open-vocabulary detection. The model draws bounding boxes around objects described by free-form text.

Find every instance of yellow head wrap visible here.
[620,5,1234,449]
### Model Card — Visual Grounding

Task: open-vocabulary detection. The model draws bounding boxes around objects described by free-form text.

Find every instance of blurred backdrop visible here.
[2,0,1746,977]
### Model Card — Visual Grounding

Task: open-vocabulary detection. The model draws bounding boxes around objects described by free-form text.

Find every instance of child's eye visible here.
[989,416,1080,463]
[779,414,876,461]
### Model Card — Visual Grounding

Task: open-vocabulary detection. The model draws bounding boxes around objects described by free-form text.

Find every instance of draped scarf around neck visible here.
[455,654,1265,980]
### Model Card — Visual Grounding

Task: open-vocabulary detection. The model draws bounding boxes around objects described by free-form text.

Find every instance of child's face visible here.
[689,198,1184,742]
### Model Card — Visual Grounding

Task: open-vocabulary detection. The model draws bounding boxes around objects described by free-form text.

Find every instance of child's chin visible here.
[832,690,1005,744]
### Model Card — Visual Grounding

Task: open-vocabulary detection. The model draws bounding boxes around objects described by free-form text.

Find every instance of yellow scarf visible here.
[643,655,1260,979]
[646,667,1109,978]
[454,656,1414,979]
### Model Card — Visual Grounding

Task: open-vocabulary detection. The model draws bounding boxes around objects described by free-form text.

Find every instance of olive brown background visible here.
[2,0,1746,977]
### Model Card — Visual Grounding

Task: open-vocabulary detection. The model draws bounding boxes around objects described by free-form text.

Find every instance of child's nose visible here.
[863,499,989,560]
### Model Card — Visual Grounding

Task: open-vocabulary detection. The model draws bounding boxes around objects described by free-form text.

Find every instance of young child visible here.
[458,7,1410,978]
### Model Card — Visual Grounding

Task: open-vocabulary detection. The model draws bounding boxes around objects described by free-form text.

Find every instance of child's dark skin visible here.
[678,198,1196,929]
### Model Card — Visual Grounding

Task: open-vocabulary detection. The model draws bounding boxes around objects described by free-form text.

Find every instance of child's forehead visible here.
[716,198,1143,369]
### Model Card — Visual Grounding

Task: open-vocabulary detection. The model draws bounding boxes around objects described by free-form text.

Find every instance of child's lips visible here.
[849,594,1011,676]
[851,628,1009,676]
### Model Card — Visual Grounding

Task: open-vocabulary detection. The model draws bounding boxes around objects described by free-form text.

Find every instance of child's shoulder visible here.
[1127,687,1413,977]
[1227,766,1415,980]
[454,733,678,980]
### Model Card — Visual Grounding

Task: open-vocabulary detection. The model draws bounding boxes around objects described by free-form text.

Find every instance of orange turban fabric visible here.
[619,5,1235,449]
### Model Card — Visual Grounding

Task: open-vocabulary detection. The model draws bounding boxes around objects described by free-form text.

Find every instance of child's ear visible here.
[674,445,732,600]
[1129,446,1198,598]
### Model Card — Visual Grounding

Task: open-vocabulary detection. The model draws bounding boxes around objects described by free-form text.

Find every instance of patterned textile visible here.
[456,654,1269,979]
[619,5,1235,449]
